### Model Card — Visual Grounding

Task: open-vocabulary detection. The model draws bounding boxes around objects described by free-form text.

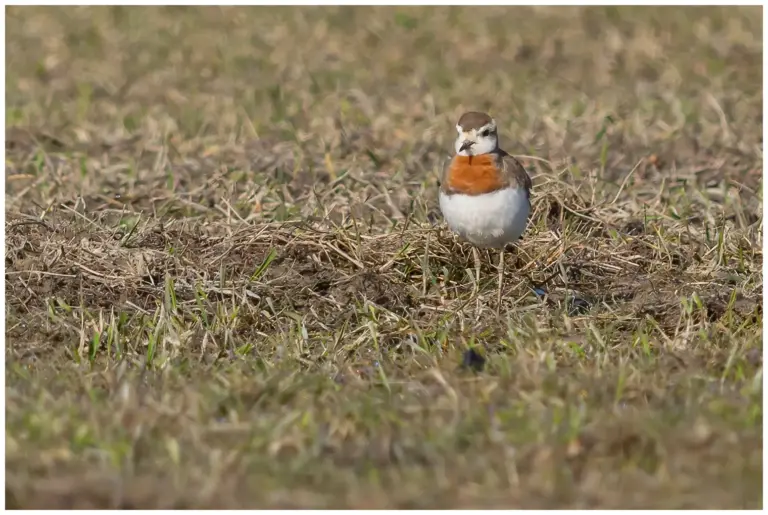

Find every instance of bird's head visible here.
[454,111,498,156]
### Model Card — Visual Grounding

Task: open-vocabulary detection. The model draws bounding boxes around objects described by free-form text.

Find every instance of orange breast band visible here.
[446,155,504,196]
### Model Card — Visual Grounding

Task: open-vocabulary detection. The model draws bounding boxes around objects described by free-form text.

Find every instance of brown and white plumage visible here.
[438,111,533,308]
[439,111,532,248]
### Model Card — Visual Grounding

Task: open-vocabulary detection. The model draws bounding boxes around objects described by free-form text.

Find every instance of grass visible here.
[5,5,763,509]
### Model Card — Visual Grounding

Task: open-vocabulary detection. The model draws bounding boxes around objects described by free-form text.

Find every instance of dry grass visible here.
[5,6,763,509]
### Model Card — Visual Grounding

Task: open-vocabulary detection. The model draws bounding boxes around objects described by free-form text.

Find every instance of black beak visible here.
[459,140,475,153]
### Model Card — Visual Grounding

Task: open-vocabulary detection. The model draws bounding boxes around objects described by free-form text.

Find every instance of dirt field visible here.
[5,6,762,509]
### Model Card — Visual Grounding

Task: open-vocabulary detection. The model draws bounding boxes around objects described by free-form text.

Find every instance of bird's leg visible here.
[472,246,481,295]
[497,248,504,313]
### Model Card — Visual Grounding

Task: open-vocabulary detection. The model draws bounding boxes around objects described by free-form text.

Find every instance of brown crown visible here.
[457,111,494,131]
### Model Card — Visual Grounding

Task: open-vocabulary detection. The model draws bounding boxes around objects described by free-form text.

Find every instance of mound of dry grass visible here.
[5,6,762,509]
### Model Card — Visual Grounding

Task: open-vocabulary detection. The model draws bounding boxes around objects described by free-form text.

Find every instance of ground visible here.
[5,6,763,509]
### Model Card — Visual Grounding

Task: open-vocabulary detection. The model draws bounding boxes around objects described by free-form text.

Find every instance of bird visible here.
[438,111,532,309]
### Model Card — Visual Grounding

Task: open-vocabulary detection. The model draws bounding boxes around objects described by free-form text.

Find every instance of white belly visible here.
[438,187,530,248]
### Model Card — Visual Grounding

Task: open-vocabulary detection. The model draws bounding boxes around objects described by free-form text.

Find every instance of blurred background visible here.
[5,6,762,509]
[6,6,762,221]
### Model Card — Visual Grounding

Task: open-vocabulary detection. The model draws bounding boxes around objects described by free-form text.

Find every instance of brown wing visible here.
[497,150,532,198]
[439,154,452,192]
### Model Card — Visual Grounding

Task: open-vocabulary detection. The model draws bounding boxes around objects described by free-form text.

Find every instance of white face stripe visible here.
[454,121,499,156]
[456,120,497,135]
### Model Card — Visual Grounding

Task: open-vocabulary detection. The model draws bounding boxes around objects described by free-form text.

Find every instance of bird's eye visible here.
[481,129,491,137]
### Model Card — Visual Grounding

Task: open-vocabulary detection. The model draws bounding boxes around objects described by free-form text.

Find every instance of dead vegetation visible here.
[5,6,763,509]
